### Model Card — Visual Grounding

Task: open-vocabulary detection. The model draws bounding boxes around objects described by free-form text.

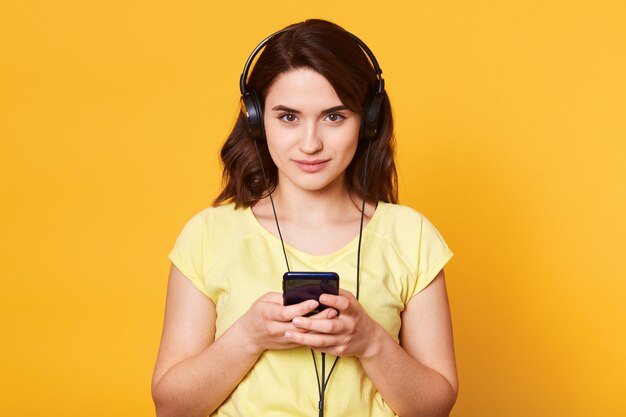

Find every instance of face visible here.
[263,68,361,195]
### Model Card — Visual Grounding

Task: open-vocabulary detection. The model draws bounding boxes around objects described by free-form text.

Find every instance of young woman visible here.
[152,19,458,417]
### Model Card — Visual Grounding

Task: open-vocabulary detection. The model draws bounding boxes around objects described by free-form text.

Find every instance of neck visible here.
[269,179,360,223]
[250,173,377,257]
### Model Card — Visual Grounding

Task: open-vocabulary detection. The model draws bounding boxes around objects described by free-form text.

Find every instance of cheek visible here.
[343,140,358,159]
[264,124,288,160]
[263,118,278,142]
[337,128,360,163]
[265,139,284,168]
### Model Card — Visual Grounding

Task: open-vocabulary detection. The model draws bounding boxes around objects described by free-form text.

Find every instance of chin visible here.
[276,163,350,193]
[285,175,344,193]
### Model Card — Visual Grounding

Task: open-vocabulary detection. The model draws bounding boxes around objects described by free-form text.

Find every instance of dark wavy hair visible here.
[214,19,398,208]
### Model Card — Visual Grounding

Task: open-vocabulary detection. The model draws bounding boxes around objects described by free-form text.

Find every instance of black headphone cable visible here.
[314,138,371,416]
[253,140,291,272]
[253,138,372,416]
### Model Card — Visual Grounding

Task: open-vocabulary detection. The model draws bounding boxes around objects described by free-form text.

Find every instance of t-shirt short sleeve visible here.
[168,211,211,297]
[409,216,454,299]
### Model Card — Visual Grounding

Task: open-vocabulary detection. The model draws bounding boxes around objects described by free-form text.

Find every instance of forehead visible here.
[264,68,343,109]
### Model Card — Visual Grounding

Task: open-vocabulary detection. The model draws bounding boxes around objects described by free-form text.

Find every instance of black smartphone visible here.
[282,271,339,316]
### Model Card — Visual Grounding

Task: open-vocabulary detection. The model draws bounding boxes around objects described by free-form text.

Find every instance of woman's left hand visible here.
[285,289,381,359]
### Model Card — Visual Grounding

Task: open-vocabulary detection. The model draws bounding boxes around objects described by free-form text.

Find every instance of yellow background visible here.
[1,1,625,415]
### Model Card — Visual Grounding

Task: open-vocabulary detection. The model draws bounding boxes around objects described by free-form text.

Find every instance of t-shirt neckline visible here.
[244,202,386,262]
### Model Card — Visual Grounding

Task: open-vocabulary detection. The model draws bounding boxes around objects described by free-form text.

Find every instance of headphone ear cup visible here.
[360,92,385,141]
[241,91,265,141]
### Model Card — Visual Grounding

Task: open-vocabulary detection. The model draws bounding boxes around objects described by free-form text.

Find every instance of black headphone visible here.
[239,28,386,143]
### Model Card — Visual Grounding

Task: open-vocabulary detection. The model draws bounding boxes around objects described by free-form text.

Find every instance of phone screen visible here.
[283,271,339,315]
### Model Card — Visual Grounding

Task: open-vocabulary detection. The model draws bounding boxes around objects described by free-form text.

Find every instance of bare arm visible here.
[151,264,326,417]
[362,269,458,416]
[151,265,258,417]
[286,269,458,417]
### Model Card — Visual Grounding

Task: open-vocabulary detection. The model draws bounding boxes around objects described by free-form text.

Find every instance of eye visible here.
[279,113,298,123]
[325,113,346,122]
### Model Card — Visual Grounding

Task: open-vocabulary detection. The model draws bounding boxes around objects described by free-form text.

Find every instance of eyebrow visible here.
[271,105,350,115]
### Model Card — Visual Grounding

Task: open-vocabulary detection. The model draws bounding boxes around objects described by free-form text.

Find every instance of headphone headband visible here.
[239,29,286,94]
[240,25,386,142]
[240,29,384,96]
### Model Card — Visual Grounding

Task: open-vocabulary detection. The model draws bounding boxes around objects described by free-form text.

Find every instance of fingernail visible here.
[319,295,328,303]
[293,318,302,326]
[310,300,319,309]
[285,331,293,340]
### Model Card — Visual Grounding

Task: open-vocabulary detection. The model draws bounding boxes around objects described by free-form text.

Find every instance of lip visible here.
[293,159,330,173]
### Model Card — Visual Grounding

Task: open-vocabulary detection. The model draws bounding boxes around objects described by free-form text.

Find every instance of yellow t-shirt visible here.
[169,202,453,417]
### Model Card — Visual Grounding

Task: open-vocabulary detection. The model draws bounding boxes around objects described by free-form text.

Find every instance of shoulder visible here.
[369,202,450,257]
[371,203,453,290]
[372,202,433,233]
[175,203,251,241]
[171,203,255,258]
[184,203,246,226]
[377,202,423,218]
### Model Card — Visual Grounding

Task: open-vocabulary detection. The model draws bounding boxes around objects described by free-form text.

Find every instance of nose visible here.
[297,122,323,154]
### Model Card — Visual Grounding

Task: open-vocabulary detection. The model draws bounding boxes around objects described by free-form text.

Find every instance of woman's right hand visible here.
[239,292,337,354]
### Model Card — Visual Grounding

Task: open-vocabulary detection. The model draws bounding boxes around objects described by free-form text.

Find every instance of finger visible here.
[319,293,350,311]
[337,288,355,299]
[260,292,285,303]
[277,300,319,321]
[268,321,309,337]
[292,316,341,334]
[309,308,338,320]
[284,330,346,353]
